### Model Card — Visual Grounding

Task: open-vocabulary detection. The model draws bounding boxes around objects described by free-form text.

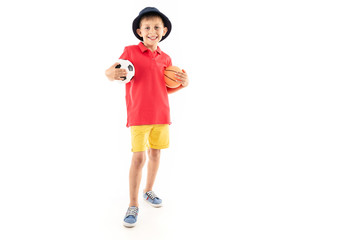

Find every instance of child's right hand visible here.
[105,62,128,81]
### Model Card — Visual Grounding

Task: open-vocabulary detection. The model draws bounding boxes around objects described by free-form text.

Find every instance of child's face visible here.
[136,16,168,50]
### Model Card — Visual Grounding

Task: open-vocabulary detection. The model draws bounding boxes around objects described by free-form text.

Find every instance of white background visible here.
[1,0,359,239]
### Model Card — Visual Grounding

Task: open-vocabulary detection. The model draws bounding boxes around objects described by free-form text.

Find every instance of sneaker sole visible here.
[143,198,163,208]
[123,221,136,228]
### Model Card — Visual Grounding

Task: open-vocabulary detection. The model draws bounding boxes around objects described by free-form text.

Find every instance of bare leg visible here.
[129,151,146,207]
[144,148,161,193]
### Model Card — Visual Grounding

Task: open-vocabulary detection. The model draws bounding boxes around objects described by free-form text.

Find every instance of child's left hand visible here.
[175,70,189,87]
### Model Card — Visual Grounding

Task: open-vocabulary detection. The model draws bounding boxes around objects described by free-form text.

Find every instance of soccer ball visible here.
[115,59,135,84]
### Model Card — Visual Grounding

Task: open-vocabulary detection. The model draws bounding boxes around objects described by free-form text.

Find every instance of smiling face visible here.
[136,16,168,52]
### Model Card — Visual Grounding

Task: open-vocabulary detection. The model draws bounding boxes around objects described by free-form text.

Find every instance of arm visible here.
[167,69,189,94]
[105,62,127,81]
[106,47,130,81]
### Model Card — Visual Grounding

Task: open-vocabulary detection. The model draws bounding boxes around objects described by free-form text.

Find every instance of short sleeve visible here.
[167,56,172,67]
[119,47,129,60]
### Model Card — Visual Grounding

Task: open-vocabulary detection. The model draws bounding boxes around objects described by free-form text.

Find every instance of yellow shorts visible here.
[130,124,169,152]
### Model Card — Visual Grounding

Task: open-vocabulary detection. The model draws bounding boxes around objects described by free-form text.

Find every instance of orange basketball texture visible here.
[164,66,181,88]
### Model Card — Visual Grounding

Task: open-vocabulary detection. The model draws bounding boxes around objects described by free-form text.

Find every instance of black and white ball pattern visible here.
[115,59,135,84]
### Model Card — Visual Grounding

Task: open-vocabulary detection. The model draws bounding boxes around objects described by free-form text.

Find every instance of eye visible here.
[145,27,150,30]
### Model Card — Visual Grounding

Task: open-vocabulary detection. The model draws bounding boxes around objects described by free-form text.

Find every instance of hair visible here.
[139,13,165,28]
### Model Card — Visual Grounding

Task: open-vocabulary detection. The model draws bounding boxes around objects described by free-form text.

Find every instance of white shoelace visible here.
[145,191,158,200]
[125,207,138,217]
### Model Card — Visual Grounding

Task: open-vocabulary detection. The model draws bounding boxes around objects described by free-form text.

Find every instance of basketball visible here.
[164,66,181,88]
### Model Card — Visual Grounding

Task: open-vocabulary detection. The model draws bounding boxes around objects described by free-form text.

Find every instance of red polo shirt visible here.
[119,42,172,127]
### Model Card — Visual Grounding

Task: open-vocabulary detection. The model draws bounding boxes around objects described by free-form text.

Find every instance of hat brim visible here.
[132,10,172,42]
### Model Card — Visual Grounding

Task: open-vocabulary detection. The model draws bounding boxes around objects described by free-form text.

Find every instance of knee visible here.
[149,149,161,160]
[132,152,146,168]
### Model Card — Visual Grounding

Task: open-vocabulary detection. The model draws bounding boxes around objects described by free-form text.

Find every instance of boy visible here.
[105,7,189,228]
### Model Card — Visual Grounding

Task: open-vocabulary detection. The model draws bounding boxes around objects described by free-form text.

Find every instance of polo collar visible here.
[138,42,162,54]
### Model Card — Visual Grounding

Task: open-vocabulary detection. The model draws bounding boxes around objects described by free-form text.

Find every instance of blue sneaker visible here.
[123,206,139,228]
[143,191,162,208]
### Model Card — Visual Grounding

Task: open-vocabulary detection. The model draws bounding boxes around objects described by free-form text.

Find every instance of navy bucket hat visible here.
[132,7,172,42]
